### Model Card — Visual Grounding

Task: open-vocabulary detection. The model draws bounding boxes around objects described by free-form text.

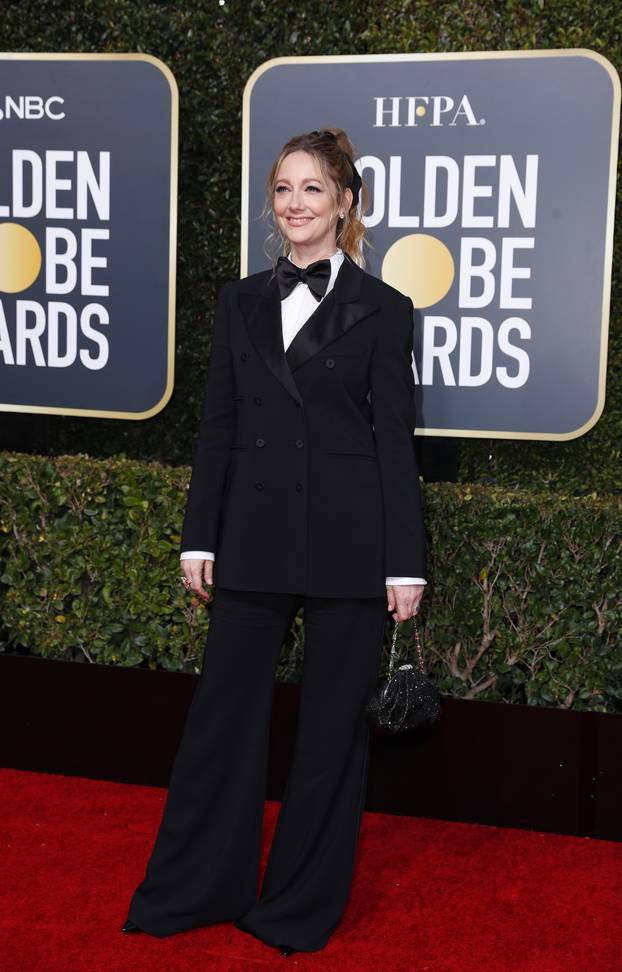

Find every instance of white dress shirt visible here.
[181,247,426,587]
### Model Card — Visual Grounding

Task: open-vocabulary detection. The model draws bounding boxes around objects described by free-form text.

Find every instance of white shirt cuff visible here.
[386,577,427,585]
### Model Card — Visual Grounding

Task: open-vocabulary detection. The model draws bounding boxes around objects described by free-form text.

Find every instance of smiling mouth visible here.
[286,217,314,225]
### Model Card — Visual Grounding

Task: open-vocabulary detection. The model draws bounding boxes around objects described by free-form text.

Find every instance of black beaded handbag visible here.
[366,614,441,734]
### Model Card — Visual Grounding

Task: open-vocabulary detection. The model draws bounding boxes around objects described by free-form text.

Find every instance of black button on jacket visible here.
[180,252,427,597]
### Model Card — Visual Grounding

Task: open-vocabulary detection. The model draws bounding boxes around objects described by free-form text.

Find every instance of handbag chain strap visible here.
[389,614,425,675]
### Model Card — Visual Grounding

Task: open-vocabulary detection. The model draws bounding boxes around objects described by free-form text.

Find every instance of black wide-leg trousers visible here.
[125,586,388,953]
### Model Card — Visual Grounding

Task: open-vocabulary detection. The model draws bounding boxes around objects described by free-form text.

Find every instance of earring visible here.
[339,213,345,219]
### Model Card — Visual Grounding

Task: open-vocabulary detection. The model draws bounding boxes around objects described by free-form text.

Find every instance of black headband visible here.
[309,129,362,209]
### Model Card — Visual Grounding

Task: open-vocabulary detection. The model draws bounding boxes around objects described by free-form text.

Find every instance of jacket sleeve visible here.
[180,282,235,554]
[369,294,427,578]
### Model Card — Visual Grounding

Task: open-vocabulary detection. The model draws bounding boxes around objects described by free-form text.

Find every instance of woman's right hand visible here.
[181,558,214,603]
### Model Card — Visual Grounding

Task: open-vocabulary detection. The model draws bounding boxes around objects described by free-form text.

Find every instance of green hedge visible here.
[1,450,620,712]
[0,0,620,495]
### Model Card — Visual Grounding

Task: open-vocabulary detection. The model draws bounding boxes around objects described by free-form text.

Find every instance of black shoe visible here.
[121,920,142,933]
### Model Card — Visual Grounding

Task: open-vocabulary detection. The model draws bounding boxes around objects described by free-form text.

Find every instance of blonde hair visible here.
[260,126,371,269]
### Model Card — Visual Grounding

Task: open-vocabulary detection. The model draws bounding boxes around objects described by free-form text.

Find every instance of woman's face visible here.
[273,150,346,253]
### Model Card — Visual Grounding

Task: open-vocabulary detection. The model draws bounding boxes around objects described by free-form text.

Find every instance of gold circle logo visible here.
[0,222,42,293]
[382,234,455,309]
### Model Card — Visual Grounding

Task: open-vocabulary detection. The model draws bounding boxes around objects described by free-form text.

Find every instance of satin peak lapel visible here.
[237,254,378,406]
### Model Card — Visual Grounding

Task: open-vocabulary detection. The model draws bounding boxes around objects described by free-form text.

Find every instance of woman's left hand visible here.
[386,584,425,622]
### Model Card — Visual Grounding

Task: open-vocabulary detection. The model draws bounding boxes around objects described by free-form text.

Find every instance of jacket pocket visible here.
[325,450,378,462]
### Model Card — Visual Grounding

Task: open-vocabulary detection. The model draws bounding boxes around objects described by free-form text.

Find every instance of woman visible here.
[122,127,427,956]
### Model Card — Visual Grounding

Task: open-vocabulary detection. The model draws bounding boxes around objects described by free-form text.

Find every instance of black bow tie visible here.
[275,256,331,302]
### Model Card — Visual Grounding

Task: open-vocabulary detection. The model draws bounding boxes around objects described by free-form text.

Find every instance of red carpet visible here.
[1,768,620,971]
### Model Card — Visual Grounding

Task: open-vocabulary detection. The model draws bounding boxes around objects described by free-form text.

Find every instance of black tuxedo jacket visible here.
[180,252,427,598]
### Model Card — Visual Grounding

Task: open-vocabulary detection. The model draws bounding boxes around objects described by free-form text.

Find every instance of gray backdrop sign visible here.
[241,51,620,440]
[0,53,177,420]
